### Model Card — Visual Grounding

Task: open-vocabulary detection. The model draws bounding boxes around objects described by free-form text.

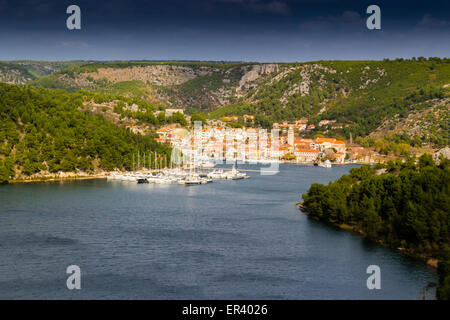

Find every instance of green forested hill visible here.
[315,59,449,138]
[0,83,170,183]
[2,58,449,147]
[76,90,187,128]
[29,58,450,145]
[211,58,450,141]
[301,155,450,299]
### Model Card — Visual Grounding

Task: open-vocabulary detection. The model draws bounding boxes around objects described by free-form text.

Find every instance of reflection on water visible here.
[0,164,437,299]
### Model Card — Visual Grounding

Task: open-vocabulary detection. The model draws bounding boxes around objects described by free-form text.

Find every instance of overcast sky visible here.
[0,0,449,61]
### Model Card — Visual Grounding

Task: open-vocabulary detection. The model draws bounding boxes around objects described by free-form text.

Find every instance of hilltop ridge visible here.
[1,59,449,148]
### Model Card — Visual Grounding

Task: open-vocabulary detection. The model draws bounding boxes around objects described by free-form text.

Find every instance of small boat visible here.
[224,165,248,180]
[199,161,215,168]
[207,169,226,179]
[318,160,332,168]
[120,174,135,181]
[137,178,149,184]
[176,176,201,185]
[184,177,202,185]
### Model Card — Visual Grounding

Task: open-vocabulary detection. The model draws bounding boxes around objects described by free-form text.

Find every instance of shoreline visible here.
[335,223,440,269]
[9,174,107,184]
[5,163,364,184]
[284,161,376,166]
[299,205,440,269]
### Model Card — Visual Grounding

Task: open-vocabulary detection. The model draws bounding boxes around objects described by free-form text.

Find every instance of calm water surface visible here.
[0,164,437,299]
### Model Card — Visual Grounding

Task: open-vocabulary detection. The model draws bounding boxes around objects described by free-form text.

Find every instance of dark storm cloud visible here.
[0,0,448,61]
[299,10,364,32]
[217,0,291,15]
[416,14,449,30]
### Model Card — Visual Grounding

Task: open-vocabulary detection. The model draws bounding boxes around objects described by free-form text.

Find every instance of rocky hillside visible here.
[370,98,449,147]
[0,62,35,84]
[2,59,449,146]
[30,62,277,110]
[0,61,85,84]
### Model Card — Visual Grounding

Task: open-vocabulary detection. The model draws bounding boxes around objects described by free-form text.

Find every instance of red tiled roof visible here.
[314,138,336,144]
[296,148,319,153]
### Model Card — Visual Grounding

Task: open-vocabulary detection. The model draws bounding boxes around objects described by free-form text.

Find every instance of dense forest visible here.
[301,155,450,299]
[79,90,187,127]
[0,83,171,183]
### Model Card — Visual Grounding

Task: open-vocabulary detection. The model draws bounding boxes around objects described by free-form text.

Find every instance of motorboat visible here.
[207,169,226,179]
[318,160,332,168]
[198,161,216,168]
[181,176,202,185]
[224,165,248,180]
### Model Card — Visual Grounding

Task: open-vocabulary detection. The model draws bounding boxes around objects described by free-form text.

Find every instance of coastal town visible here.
[105,112,385,185]
[152,112,383,166]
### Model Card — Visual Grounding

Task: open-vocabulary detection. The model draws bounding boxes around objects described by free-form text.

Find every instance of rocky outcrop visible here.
[83,65,206,86]
[239,64,279,87]
[0,68,32,84]
[277,64,336,105]
[359,66,386,89]
[434,147,450,164]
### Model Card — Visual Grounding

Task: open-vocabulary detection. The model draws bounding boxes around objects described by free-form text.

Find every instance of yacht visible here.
[196,160,215,168]
[224,165,248,180]
[178,176,202,185]
[207,169,226,179]
[318,160,332,168]
[153,173,171,184]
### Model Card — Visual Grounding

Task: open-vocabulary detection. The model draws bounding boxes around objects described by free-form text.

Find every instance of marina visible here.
[106,165,250,185]
[106,151,253,185]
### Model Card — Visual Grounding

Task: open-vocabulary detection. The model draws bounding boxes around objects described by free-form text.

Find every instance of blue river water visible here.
[0,164,437,299]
